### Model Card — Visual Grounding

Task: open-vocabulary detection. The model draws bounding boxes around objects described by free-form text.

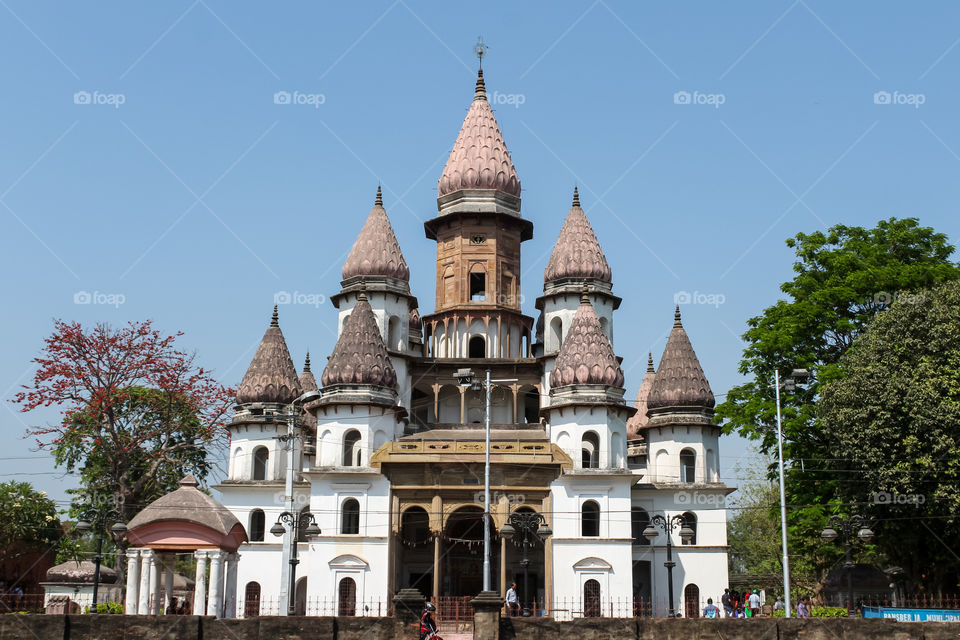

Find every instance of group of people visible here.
[715,589,812,618]
[166,597,192,615]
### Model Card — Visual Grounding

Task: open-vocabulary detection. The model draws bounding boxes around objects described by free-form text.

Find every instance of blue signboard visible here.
[862,606,960,622]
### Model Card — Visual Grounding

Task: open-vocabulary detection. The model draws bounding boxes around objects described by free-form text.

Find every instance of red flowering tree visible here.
[13,320,234,527]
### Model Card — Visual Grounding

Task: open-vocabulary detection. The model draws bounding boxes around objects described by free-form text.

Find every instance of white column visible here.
[224,552,240,619]
[125,549,141,615]
[150,551,161,615]
[163,555,174,614]
[138,549,153,615]
[193,550,208,615]
[208,550,225,618]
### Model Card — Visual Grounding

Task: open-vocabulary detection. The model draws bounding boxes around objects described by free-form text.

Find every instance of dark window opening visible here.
[469,336,486,358]
[582,501,600,537]
[470,272,486,301]
[341,498,361,534]
[249,509,265,542]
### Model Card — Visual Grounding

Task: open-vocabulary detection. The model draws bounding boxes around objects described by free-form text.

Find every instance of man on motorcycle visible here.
[420,602,440,640]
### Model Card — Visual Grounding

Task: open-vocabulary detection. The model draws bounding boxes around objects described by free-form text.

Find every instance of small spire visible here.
[474,68,487,101]
[375,185,383,207]
[674,304,682,328]
[580,284,590,304]
[647,352,655,372]
[303,351,312,372]
[358,280,368,302]
[271,305,279,327]
[572,186,580,208]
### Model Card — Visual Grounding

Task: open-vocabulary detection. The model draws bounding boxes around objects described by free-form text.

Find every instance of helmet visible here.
[425,603,436,612]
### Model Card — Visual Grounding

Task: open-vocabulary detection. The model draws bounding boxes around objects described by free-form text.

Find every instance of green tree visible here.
[818,280,960,592]
[716,218,960,584]
[0,481,64,587]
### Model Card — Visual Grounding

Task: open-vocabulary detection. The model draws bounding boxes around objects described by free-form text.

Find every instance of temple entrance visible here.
[443,506,497,596]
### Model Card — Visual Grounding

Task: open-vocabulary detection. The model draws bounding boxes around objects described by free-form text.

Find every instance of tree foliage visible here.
[0,481,63,578]
[818,280,960,592]
[13,320,234,527]
[716,218,960,588]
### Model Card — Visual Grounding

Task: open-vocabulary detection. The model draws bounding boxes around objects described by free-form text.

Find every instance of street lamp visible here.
[455,368,517,594]
[643,514,694,617]
[821,514,873,617]
[272,510,321,615]
[74,515,127,607]
[499,511,551,616]
[773,367,811,618]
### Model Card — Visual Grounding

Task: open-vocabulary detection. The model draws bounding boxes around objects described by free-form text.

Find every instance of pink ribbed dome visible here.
[437,69,521,198]
[342,187,410,282]
[236,306,302,405]
[321,297,397,389]
[647,307,715,410]
[549,299,624,389]
[544,187,612,283]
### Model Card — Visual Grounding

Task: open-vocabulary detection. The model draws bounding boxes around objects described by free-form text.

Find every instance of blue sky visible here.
[2,1,959,508]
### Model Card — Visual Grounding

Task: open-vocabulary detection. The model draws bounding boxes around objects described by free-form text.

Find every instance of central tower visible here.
[422,68,534,359]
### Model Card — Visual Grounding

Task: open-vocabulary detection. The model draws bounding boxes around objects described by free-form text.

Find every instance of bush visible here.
[84,601,123,614]
[812,606,848,618]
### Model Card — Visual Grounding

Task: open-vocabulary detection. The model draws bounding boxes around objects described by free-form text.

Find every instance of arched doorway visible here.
[584,580,601,617]
[294,577,308,616]
[243,582,260,618]
[397,506,433,596]
[443,506,492,596]
[684,583,700,618]
[469,335,486,358]
[338,577,357,616]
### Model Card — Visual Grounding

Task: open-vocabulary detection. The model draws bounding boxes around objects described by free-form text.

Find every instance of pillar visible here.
[500,537,507,599]
[208,550,225,618]
[459,386,466,424]
[125,549,141,615]
[163,556,174,614]
[224,552,240,618]
[194,550,208,615]
[150,551,161,614]
[432,535,441,599]
[138,549,152,615]
[471,591,503,640]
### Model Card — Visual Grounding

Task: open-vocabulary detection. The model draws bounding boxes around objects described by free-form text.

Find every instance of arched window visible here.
[401,506,430,545]
[631,507,650,546]
[469,335,486,358]
[549,317,562,353]
[684,584,700,618]
[343,430,361,467]
[252,446,269,481]
[295,577,308,616]
[388,315,401,351]
[232,447,243,479]
[682,512,697,545]
[584,579,601,617]
[581,432,600,469]
[249,509,265,542]
[244,581,261,618]
[338,577,357,616]
[296,506,310,543]
[469,265,486,301]
[341,498,360,534]
[680,449,696,483]
[581,500,600,537]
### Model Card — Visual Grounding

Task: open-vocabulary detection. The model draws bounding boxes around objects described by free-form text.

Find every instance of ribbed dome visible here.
[342,187,410,282]
[236,306,302,405]
[321,297,397,389]
[298,352,317,392]
[647,307,715,410]
[626,353,656,437]
[544,188,612,283]
[438,69,521,198]
[549,298,624,389]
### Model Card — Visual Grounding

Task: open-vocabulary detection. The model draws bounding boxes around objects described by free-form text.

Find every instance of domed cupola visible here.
[544,187,612,284]
[647,306,715,413]
[342,186,410,283]
[549,296,624,389]
[235,306,301,406]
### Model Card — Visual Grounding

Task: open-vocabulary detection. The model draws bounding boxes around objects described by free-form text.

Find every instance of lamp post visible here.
[773,367,811,618]
[499,511,551,616]
[455,368,517,594]
[821,514,874,617]
[271,510,321,615]
[74,514,127,607]
[643,514,694,617]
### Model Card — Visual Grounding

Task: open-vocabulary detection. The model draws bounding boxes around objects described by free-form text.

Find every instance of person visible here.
[420,601,438,640]
[168,597,178,614]
[797,596,811,618]
[748,589,761,617]
[703,598,719,619]
[505,582,520,617]
[721,588,733,618]
[774,596,785,613]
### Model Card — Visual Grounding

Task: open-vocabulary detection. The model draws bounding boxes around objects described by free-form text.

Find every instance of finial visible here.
[271,304,279,327]
[572,186,580,208]
[474,36,488,69]
[647,352,654,372]
[375,185,383,207]
[674,304,682,328]
[303,351,311,372]
[358,279,368,302]
[474,68,487,101]
[580,284,590,304]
